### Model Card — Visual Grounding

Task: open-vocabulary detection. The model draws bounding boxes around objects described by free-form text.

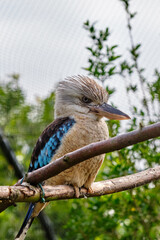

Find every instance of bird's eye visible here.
[82,96,92,104]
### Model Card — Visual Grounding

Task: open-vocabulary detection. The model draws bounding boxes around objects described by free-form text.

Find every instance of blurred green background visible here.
[0,0,160,239]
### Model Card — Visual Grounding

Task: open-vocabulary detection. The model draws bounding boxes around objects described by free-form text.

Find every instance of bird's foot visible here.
[78,186,93,199]
[81,186,93,198]
[73,185,81,198]
[87,186,93,194]
[72,185,93,198]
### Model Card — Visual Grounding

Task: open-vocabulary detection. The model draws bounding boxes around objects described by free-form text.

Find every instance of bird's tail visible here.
[15,203,35,240]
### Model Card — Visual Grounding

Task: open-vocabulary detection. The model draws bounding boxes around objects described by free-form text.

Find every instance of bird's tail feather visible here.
[15,203,35,240]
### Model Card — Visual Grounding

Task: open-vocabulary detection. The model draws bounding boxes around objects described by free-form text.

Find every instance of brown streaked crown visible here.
[57,75,108,104]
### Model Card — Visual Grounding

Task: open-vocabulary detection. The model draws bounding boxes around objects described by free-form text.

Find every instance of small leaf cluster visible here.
[83,20,121,88]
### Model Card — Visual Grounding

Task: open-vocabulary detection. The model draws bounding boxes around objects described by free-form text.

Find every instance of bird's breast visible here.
[46,116,109,187]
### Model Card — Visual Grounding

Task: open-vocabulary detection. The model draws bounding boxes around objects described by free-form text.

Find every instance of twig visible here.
[123,1,151,119]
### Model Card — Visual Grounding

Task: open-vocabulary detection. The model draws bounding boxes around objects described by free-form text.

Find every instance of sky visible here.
[0,0,160,113]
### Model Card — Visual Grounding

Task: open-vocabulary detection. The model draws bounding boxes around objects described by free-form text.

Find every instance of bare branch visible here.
[1,166,160,203]
[16,122,160,185]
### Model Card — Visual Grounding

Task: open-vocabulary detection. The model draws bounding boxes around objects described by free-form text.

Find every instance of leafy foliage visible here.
[0,0,160,239]
[64,1,160,239]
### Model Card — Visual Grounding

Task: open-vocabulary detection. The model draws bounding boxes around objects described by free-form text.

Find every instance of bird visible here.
[15,75,130,240]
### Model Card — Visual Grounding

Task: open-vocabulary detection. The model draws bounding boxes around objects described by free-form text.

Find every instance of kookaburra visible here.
[15,76,130,240]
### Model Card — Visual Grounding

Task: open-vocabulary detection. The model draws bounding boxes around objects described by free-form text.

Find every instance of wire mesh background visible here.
[0,2,160,239]
[0,0,160,109]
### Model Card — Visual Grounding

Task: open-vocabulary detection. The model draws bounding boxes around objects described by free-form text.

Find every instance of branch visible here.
[17,122,160,185]
[0,128,24,178]
[1,166,160,203]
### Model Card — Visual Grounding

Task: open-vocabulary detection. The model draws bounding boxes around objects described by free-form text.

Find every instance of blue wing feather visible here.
[28,117,75,172]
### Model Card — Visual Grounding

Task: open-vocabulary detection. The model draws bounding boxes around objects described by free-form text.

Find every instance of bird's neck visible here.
[55,111,102,122]
[73,112,102,121]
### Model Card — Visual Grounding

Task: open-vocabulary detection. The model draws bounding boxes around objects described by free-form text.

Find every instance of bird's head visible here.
[55,76,130,120]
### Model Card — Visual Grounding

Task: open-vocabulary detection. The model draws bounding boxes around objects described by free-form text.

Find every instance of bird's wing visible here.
[15,117,76,240]
[28,117,76,172]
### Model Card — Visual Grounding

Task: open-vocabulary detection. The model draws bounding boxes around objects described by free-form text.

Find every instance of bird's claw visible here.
[87,187,93,194]
[73,185,81,198]
[81,186,93,198]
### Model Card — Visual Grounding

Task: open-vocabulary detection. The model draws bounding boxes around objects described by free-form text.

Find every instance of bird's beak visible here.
[89,103,130,120]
